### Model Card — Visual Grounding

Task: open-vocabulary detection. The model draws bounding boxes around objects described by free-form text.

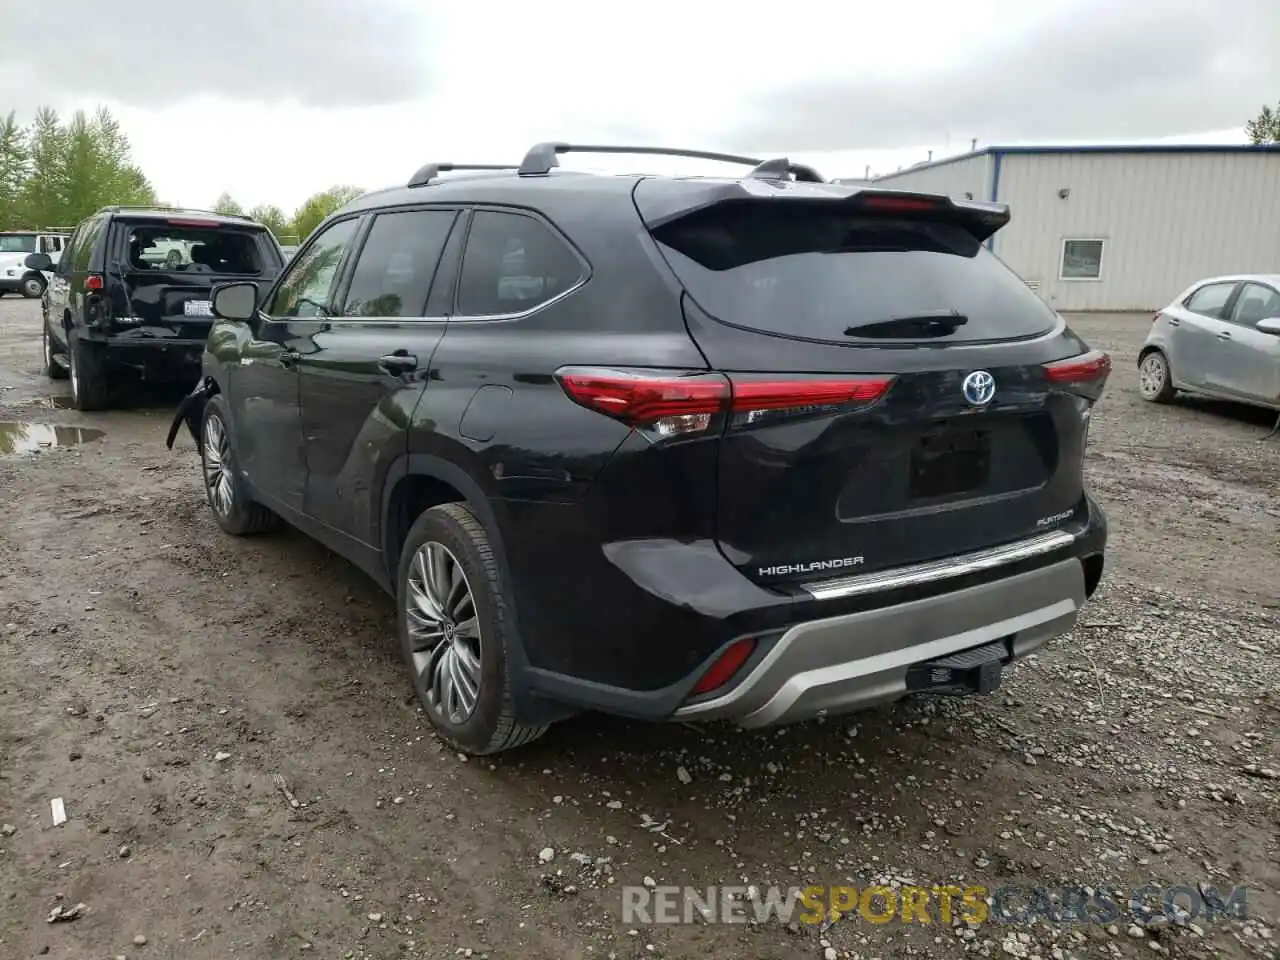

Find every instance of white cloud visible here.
[2,0,1271,213]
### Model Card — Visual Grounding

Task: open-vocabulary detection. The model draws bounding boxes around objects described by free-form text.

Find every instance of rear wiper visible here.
[845,311,968,339]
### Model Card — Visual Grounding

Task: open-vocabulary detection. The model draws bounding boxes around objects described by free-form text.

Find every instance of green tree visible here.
[291,185,363,242]
[18,107,68,228]
[247,202,290,239]
[213,192,245,216]
[0,112,28,228]
[1245,102,1280,144]
[5,105,153,229]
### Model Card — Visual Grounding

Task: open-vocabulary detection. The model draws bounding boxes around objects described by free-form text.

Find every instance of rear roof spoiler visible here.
[634,180,1012,243]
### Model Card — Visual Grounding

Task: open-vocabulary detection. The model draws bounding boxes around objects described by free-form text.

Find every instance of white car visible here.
[1138,274,1280,411]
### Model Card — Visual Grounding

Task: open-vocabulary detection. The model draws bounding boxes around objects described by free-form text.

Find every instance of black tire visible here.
[199,395,279,536]
[42,322,68,380]
[20,274,46,299]
[397,502,548,755]
[68,331,111,411]
[1137,349,1176,404]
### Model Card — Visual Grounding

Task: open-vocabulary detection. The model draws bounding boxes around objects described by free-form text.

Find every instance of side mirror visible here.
[1256,317,1280,335]
[24,252,54,272]
[212,281,259,322]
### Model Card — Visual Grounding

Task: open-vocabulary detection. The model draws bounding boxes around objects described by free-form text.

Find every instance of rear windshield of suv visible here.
[651,202,1058,344]
[0,234,37,254]
[120,222,274,276]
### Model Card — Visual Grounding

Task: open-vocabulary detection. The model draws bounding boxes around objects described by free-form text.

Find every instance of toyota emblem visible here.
[962,370,996,407]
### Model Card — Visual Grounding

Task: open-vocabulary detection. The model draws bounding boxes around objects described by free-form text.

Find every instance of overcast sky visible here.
[1,0,1276,212]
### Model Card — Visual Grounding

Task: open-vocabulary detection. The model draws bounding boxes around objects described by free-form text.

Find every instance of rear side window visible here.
[456,211,584,316]
[341,209,455,318]
[120,223,268,276]
[1184,282,1236,319]
[72,218,104,272]
[651,203,1058,344]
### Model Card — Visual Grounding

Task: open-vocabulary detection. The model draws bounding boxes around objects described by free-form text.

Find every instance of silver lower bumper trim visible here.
[801,529,1077,601]
[676,557,1086,728]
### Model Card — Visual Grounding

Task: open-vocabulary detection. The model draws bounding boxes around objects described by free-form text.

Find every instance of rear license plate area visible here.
[909,427,990,499]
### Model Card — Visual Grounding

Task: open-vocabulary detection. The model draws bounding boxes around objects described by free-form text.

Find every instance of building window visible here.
[1060,239,1105,281]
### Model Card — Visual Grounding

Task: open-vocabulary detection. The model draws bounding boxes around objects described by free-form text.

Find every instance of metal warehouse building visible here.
[871,145,1280,312]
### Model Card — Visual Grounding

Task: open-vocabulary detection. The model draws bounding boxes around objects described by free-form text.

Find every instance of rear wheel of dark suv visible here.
[396,504,548,755]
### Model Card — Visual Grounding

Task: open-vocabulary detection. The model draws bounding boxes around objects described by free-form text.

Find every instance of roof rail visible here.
[99,204,255,221]
[407,163,519,188]
[517,142,824,182]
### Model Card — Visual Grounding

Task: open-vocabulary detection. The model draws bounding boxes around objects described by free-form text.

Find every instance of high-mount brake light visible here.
[858,195,944,212]
[555,368,895,438]
[166,218,219,227]
[1043,350,1112,385]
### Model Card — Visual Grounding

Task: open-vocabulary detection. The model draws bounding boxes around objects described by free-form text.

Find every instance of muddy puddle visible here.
[0,422,105,457]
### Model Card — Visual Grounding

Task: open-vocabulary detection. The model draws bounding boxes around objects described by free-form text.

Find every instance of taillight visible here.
[1043,350,1111,386]
[691,638,756,696]
[84,274,103,291]
[1043,350,1111,403]
[555,367,730,438]
[555,367,894,438]
[730,375,893,427]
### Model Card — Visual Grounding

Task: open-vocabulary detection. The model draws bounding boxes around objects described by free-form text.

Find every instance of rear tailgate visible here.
[106,218,281,337]
[633,179,1109,587]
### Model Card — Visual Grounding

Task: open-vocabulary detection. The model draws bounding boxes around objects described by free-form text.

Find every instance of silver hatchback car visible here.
[1138,274,1280,410]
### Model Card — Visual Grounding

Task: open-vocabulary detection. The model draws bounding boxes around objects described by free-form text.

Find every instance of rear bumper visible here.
[512,496,1106,726]
[673,556,1082,727]
[84,329,206,374]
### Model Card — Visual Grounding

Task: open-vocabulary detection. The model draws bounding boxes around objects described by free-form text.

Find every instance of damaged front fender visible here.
[165,377,219,451]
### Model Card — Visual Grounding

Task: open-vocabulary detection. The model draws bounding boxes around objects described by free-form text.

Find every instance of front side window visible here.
[1229,282,1280,328]
[456,211,584,316]
[1184,282,1236,320]
[0,234,36,254]
[268,217,360,318]
[341,209,455,318]
[1060,239,1104,280]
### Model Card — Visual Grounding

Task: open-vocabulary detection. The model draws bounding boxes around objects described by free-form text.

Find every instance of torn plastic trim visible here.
[165,376,218,451]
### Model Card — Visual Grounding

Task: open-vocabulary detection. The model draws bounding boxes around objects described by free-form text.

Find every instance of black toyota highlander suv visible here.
[26,206,284,411]
[167,144,1110,755]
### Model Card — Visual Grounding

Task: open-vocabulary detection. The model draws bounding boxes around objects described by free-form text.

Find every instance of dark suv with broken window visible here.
[26,206,284,411]
[168,144,1110,755]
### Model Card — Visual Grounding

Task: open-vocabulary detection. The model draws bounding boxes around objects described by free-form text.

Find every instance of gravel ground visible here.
[0,297,1276,960]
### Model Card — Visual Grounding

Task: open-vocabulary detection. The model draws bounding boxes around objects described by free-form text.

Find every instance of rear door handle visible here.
[379,352,419,375]
[279,349,300,369]
[1217,330,1233,341]
[1166,318,1180,326]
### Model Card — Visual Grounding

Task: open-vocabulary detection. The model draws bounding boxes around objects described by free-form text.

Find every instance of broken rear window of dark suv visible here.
[123,223,269,276]
[651,201,1059,345]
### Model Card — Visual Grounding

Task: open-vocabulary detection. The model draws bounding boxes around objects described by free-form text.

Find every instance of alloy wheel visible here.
[405,541,482,724]
[1139,354,1167,399]
[202,414,235,517]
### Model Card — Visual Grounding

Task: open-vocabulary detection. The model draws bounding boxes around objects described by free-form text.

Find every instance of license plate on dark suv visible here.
[909,427,991,499]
